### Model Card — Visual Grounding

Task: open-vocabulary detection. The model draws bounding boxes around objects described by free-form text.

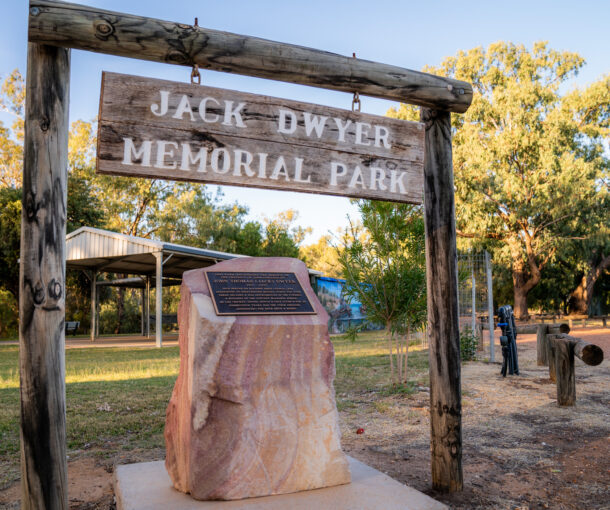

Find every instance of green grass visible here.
[0,330,430,489]
[0,345,180,488]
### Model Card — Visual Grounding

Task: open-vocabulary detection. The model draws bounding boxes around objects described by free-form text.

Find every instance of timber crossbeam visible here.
[28,0,473,113]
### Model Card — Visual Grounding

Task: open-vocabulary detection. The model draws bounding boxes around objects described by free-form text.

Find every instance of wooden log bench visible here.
[64,321,80,336]
[547,334,604,406]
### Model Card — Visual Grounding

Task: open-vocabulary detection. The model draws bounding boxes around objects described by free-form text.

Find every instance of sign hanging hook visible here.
[351,53,361,112]
[191,17,201,85]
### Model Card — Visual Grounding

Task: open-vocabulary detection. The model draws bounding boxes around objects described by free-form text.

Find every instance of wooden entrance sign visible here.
[24,1,473,506]
[98,73,424,204]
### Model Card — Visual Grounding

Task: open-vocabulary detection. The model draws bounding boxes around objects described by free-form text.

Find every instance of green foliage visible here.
[342,323,364,343]
[338,201,426,384]
[389,42,609,318]
[460,328,478,362]
[0,187,20,300]
[0,289,17,338]
[339,201,427,333]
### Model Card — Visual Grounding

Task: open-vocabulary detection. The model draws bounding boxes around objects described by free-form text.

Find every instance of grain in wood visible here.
[421,107,462,492]
[19,42,70,510]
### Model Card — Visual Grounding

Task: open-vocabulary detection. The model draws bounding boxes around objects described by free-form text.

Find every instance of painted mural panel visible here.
[315,276,381,333]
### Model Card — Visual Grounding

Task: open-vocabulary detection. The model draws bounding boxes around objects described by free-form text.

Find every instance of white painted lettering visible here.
[390,170,407,194]
[277,109,297,134]
[370,167,387,190]
[210,148,231,174]
[222,101,247,128]
[330,162,347,186]
[293,158,310,183]
[233,150,255,176]
[355,122,371,146]
[333,118,352,142]
[199,97,220,123]
[349,166,365,188]
[258,153,268,178]
[270,156,290,181]
[303,112,328,138]
[154,141,178,169]
[150,90,169,117]
[180,143,207,172]
[122,138,152,166]
[374,126,391,149]
[172,94,195,121]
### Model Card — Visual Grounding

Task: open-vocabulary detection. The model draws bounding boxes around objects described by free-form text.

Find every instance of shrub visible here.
[460,328,478,362]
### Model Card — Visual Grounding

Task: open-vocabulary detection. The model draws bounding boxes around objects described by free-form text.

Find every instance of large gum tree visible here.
[390,42,609,318]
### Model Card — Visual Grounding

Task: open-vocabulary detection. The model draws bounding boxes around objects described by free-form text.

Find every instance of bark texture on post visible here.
[19,42,70,510]
[549,337,576,406]
[548,341,557,383]
[29,1,473,113]
[536,324,549,366]
[421,107,462,492]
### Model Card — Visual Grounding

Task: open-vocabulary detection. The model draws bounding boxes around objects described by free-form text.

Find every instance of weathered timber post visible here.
[550,337,575,406]
[536,324,548,366]
[20,42,70,510]
[421,107,462,492]
[547,334,603,406]
[548,340,557,383]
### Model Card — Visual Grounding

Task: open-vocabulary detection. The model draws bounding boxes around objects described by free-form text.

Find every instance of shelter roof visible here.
[66,226,246,278]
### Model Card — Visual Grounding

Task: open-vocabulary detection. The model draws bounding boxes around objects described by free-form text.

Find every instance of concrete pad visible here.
[114,456,447,510]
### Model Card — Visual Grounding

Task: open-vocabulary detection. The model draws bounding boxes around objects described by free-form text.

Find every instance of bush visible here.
[460,328,478,362]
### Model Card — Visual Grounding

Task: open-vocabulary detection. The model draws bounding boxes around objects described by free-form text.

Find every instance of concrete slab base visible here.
[114,456,447,510]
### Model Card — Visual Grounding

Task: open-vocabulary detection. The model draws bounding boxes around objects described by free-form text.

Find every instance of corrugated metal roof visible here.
[65,227,321,279]
[66,226,247,263]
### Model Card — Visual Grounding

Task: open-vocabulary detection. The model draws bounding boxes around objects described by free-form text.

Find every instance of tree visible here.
[389,42,609,318]
[0,70,24,188]
[261,209,310,258]
[0,186,21,299]
[338,201,426,385]
[300,234,342,278]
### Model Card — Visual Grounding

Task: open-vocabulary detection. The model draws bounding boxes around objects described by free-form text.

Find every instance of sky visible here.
[1,0,609,244]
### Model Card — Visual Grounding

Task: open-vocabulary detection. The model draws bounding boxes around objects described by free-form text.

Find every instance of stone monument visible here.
[164,257,351,500]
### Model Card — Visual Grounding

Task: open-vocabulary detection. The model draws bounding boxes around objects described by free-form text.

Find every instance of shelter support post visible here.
[19,42,70,509]
[154,252,163,347]
[421,107,463,492]
[145,276,151,338]
[140,287,145,336]
[90,270,97,342]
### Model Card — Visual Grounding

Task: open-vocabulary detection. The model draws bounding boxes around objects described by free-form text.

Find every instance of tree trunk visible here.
[513,284,530,320]
[510,241,541,320]
[568,254,610,315]
[114,286,125,335]
[568,275,588,315]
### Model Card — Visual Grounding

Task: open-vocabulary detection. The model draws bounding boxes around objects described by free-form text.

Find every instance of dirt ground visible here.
[1,327,608,509]
[340,327,610,510]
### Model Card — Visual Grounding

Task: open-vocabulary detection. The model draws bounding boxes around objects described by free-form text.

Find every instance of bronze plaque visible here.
[205,271,316,315]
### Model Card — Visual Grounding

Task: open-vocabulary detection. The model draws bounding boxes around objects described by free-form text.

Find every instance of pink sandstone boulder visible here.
[165,257,351,500]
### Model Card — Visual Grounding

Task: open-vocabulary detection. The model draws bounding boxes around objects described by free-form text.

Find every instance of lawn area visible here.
[0,331,425,491]
[0,345,180,489]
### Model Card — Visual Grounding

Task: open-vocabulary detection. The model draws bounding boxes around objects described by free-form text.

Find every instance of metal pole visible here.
[471,258,476,335]
[485,251,495,362]
[140,287,145,336]
[154,252,163,347]
[90,270,97,342]
[146,276,151,338]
